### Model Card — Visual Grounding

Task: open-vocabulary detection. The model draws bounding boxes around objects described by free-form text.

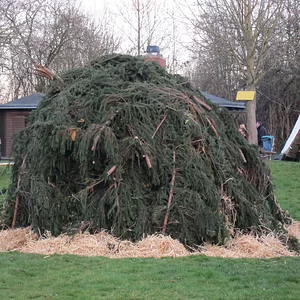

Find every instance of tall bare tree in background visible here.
[116,0,167,55]
[165,4,190,74]
[0,0,120,102]
[190,0,284,144]
[190,33,243,101]
[0,8,11,100]
[256,0,300,149]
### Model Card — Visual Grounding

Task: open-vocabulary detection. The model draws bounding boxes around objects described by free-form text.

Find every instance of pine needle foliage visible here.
[1,55,291,245]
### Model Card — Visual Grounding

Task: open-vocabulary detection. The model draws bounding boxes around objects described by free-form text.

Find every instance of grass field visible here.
[0,165,11,188]
[0,161,300,299]
[0,165,11,205]
[267,161,300,221]
[0,253,299,300]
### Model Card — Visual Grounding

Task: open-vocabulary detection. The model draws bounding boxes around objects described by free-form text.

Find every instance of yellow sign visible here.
[236,91,256,101]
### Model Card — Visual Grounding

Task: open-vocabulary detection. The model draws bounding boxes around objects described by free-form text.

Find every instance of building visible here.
[201,91,246,113]
[0,93,44,158]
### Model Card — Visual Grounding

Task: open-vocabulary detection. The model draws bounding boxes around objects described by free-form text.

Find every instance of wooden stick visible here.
[12,155,27,229]
[33,61,63,82]
[152,115,167,139]
[189,100,204,116]
[145,154,152,169]
[220,183,224,197]
[237,167,245,174]
[107,165,117,176]
[87,179,104,192]
[92,134,101,151]
[134,135,153,169]
[239,149,247,163]
[193,95,212,111]
[11,194,20,230]
[48,177,56,188]
[205,117,220,138]
[162,151,176,234]
[113,176,120,216]
[183,95,203,114]
[191,139,204,144]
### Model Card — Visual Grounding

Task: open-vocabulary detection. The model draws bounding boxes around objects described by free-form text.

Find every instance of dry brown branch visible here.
[134,136,152,169]
[186,97,204,116]
[152,115,167,139]
[162,151,176,234]
[191,139,205,144]
[113,176,120,216]
[239,148,247,163]
[148,88,210,123]
[107,165,117,176]
[144,154,152,168]
[47,177,56,188]
[237,167,245,175]
[12,155,27,229]
[11,195,20,230]
[193,95,212,111]
[33,61,63,82]
[205,117,220,138]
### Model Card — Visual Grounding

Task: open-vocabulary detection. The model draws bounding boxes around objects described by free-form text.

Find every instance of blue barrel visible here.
[262,136,274,152]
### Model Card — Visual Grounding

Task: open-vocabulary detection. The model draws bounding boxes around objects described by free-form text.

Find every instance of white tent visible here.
[280,115,300,160]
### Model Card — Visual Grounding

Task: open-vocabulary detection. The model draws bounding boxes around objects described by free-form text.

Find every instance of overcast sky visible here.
[79,0,194,72]
[81,0,109,13]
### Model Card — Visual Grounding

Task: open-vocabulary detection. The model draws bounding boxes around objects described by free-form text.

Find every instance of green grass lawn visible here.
[0,165,11,189]
[0,253,299,300]
[267,161,300,221]
[0,161,299,299]
[0,165,11,205]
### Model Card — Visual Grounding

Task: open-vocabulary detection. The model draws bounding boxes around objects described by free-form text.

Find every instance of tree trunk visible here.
[137,0,141,55]
[246,91,257,145]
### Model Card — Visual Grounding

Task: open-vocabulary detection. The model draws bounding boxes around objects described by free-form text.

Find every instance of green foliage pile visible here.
[1,55,291,245]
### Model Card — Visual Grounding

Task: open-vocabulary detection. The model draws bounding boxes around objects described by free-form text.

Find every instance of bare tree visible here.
[255,0,300,149]
[164,4,188,74]
[190,0,284,144]
[116,0,167,55]
[0,0,120,101]
[190,33,243,101]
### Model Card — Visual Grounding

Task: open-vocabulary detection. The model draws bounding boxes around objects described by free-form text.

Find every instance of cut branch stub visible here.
[193,95,212,111]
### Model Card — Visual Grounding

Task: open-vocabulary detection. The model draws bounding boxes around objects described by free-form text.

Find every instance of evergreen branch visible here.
[4,54,290,245]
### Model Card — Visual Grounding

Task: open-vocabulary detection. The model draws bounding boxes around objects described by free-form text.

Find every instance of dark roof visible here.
[0,93,45,110]
[201,91,246,111]
[0,91,246,112]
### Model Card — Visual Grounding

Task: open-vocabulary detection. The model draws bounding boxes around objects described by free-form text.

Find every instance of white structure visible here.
[280,115,300,160]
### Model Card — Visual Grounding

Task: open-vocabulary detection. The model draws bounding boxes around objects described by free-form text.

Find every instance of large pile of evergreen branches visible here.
[1,55,291,246]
